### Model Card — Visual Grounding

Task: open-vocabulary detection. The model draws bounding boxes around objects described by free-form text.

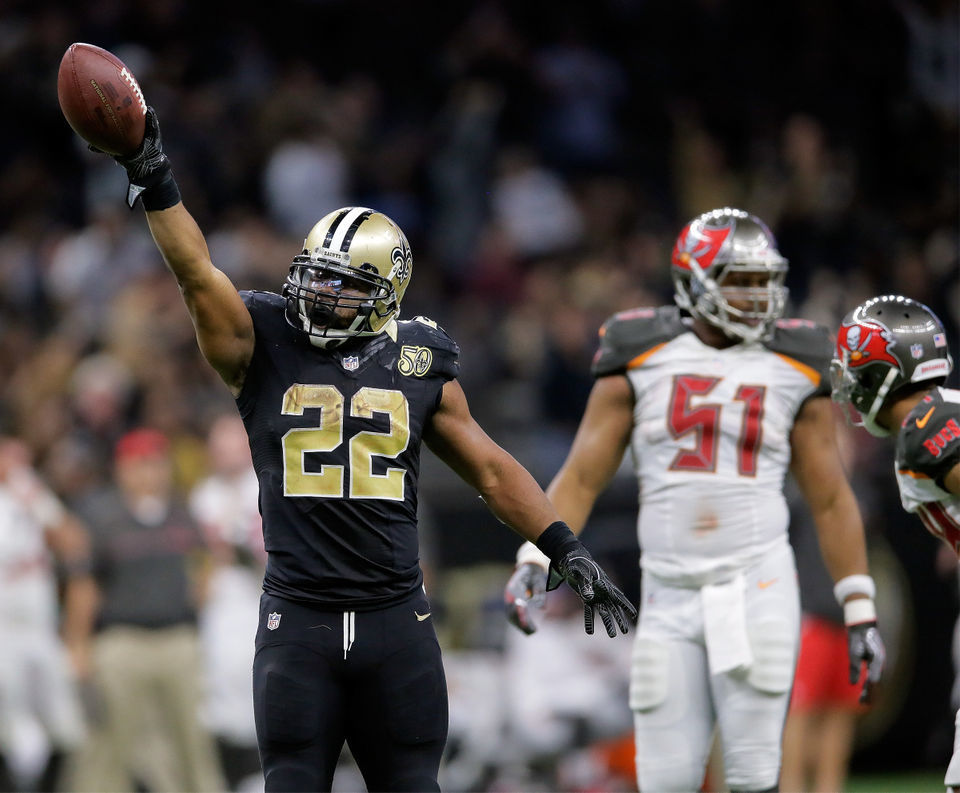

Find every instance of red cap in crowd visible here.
[114,428,170,463]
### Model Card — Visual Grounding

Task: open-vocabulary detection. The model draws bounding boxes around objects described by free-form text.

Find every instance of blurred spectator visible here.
[64,353,136,482]
[489,146,583,259]
[262,133,350,237]
[190,413,264,792]
[0,437,94,793]
[428,79,504,280]
[70,428,224,793]
[531,26,627,173]
[897,0,960,122]
[501,586,633,791]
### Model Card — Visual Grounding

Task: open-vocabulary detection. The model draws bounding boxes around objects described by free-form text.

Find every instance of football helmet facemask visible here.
[830,295,953,436]
[671,207,788,343]
[283,207,412,348]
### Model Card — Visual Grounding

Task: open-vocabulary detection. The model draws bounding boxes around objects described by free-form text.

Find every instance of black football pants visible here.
[253,589,448,792]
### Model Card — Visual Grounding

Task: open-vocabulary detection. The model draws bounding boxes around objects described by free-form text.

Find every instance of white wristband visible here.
[843,598,877,626]
[833,574,876,606]
[516,541,550,569]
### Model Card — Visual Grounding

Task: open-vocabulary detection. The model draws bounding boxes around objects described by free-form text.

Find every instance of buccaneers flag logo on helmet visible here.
[837,318,902,370]
[670,222,733,272]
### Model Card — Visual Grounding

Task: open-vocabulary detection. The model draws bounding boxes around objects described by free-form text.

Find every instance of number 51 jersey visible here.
[593,306,833,586]
[236,291,459,609]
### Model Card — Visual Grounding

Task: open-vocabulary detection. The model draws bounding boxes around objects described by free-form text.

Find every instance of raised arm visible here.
[113,109,254,396]
[144,204,254,395]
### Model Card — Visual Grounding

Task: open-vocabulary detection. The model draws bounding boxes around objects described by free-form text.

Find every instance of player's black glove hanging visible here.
[846,619,885,704]
[504,562,548,635]
[535,521,637,637]
[110,107,180,210]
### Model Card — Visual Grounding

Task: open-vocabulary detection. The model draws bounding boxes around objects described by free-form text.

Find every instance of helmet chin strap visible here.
[860,367,900,437]
[306,333,346,349]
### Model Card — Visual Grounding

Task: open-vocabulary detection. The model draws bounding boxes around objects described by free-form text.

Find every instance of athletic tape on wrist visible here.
[516,541,550,569]
[141,170,182,211]
[843,598,877,625]
[833,574,876,606]
[534,521,580,563]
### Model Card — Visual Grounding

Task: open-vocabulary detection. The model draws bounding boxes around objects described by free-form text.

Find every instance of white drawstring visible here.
[343,611,355,659]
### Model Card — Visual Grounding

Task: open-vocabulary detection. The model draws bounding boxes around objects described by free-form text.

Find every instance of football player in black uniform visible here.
[830,294,959,792]
[97,109,637,793]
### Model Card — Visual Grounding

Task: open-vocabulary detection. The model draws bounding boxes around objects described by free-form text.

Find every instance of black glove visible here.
[535,521,637,637]
[111,107,179,210]
[846,620,885,704]
[551,544,637,637]
[504,562,547,635]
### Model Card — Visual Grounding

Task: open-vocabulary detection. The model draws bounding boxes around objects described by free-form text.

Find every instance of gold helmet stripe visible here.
[329,206,375,252]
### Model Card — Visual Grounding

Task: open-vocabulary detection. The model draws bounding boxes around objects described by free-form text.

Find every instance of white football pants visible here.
[630,543,800,792]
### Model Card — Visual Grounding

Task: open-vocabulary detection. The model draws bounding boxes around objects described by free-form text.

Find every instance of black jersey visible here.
[236,291,459,608]
[893,387,960,554]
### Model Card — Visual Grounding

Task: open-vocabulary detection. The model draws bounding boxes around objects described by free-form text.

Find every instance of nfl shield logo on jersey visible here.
[343,356,359,371]
[267,612,282,630]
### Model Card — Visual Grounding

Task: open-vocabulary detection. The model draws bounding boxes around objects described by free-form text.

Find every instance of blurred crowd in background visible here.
[0,0,957,790]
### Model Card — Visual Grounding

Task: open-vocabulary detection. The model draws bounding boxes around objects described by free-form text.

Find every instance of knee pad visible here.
[746,620,796,695]
[628,637,670,711]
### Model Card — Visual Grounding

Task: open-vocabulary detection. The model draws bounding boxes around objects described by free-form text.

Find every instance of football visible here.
[57,43,147,156]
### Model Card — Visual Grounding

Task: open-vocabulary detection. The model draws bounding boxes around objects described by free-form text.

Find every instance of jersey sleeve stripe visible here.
[772,353,821,385]
[897,468,931,480]
[916,503,960,552]
[626,342,668,370]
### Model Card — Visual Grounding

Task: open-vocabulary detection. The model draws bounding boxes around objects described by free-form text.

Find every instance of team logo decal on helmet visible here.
[671,223,733,273]
[390,239,412,285]
[836,318,902,370]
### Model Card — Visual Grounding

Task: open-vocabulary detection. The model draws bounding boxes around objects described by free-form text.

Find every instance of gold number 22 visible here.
[281,384,410,500]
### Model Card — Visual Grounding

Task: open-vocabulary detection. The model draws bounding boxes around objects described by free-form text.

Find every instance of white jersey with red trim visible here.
[894,386,960,555]
[0,467,65,629]
[0,466,86,754]
[593,307,832,586]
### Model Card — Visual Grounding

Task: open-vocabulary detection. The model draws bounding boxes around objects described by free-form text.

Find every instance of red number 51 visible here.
[667,375,765,476]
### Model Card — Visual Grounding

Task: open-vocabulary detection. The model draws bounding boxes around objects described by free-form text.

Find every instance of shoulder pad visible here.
[591,306,686,377]
[240,290,295,344]
[241,289,284,314]
[898,390,960,486]
[763,319,833,396]
[396,316,460,381]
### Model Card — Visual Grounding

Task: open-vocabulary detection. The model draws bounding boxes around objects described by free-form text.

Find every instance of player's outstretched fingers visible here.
[583,603,595,635]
